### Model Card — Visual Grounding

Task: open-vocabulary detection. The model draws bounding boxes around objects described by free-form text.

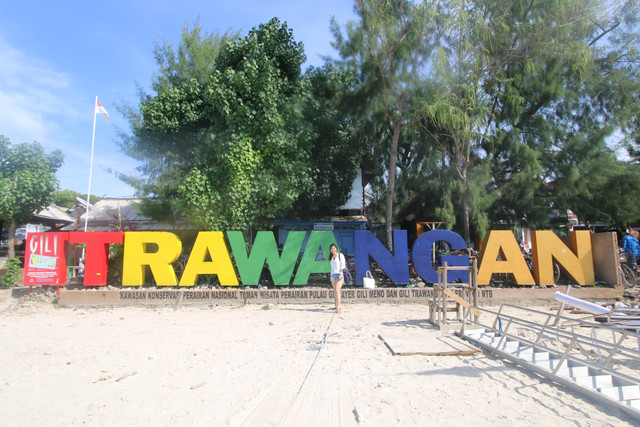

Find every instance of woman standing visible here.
[329,244,345,314]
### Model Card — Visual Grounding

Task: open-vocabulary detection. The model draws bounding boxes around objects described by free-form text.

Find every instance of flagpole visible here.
[84,96,98,232]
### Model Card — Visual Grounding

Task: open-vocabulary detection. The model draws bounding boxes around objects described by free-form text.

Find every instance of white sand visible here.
[0,289,636,426]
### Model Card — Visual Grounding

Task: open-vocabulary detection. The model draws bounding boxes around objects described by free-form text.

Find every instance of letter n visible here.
[354,230,409,285]
[531,230,594,286]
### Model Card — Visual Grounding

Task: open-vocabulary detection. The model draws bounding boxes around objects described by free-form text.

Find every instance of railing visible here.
[459,304,640,385]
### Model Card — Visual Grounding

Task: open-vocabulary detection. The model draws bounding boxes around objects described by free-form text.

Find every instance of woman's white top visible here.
[330,253,346,275]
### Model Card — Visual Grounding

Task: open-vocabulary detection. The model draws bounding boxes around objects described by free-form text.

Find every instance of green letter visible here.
[227,231,305,286]
[293,231,338,285]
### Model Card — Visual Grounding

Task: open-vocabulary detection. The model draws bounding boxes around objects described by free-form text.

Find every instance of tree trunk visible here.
[7,218,16,259]
[385,124,402,249]
[462,191,471,246]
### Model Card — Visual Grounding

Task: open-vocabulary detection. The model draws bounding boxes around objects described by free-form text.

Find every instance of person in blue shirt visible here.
[622,228,640,267]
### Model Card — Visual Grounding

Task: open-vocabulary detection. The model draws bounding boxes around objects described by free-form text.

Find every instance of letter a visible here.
[477,230,534,286]
[179,231,238,286]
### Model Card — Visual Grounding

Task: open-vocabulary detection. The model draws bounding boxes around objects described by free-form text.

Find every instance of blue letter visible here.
[355,230,409,285]
[411,230,469,283]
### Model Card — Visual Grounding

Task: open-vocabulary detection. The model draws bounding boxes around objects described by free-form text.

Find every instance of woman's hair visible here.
[329,243,338,260]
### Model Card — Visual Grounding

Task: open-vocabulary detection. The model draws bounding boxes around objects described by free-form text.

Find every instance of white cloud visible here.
[0,37,138,197]
[0,37,84,145]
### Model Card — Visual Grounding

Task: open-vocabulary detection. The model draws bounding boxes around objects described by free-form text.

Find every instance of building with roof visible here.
[275,169,369,256]
[31,205,76,230]
[62,198,186,232]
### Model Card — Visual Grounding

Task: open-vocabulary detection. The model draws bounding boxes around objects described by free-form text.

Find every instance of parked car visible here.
[1,227,27,251]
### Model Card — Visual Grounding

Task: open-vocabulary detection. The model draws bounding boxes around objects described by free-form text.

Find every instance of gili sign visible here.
[24,229,596,288]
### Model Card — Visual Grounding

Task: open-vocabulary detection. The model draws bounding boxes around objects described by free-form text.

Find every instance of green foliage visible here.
[331,0,441,246]
[552,134,640,227]
[152,21,240,93]
[0,135,63,257]
[338,0,640,245]
[215,18,305,92]
[484,0,640,229]
[122,18,363,231]
[0,135,64,225]
[120,3,640,241]
[118,22,236,214]
[1,257,21,289]
[175,18,311,229]
[53,189,101,209]
[292,65,367,216]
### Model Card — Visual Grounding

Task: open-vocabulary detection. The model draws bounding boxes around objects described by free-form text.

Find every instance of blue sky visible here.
[0,0,356,198]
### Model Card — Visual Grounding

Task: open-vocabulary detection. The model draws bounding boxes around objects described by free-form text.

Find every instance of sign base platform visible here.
[51,285,623,307]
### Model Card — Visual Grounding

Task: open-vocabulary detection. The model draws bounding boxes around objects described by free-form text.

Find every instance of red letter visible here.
[69,232,124,286]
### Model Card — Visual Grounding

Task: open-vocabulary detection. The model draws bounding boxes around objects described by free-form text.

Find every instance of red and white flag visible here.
[95,100,110,121]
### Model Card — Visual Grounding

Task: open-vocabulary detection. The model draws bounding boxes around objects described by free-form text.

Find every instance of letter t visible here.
[69,232,124,286]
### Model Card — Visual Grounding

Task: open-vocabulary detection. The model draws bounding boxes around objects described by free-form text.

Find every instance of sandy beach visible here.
[0,288,636,426]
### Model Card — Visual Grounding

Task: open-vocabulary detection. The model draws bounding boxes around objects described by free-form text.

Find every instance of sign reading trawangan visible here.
[24,229,596,288]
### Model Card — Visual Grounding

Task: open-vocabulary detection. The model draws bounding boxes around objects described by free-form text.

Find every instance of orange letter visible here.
[531,230,594,286]
[122,232,182,286]
[477,231,534,286]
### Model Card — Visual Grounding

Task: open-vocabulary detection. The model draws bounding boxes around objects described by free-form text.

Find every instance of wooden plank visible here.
[379,332,480,356]
[443,288,482,318]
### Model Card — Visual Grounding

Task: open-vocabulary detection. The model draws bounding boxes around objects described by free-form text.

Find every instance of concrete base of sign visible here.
[52,285,624,307]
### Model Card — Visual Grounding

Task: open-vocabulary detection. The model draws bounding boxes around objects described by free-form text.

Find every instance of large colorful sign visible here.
[24,229,597,288]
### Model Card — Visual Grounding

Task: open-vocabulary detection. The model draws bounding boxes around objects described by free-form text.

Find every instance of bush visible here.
[1,257,22,289]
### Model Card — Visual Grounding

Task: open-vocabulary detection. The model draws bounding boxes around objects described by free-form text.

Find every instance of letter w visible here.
[226,231,305,286]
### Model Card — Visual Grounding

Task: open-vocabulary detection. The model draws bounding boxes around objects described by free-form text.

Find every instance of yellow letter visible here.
[531,230,594,286]
[122,232,182,286]
[179,231,239,286]
[477,231,534,286]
